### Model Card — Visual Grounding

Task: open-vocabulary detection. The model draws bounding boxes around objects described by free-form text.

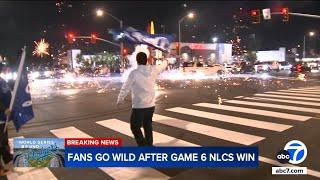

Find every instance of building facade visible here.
[169,42,232,65]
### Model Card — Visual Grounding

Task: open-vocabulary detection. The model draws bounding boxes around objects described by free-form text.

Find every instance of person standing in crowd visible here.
[0,63,13,176]
[117,49,168,146]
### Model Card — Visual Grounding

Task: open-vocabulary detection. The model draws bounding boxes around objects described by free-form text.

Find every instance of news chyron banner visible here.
[13,138,258,168]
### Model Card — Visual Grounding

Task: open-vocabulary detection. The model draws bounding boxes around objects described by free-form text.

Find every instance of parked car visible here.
[240,64,255,74]
[254,61,280,73]
[181,62,224,75]
[307,61,319,72]
[279,61,293,70]
[29,68,53,80]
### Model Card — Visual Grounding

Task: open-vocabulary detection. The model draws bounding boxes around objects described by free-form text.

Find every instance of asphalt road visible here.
[5,73,320,180]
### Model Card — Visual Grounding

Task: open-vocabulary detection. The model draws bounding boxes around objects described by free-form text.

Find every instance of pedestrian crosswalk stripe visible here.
[236,96,320,107]
[97,118,320,178]
[101,168,170,180]
[278,90,320,95]
[265,91,320,98]
[224,99,319,115]
[254,93,320,102]
[7,137,58,180]
[96,119,197,146]
[287,89,320,92]
[289,87,320,91]
[7,167,58,180]
[50,126,91,138]
[152,114,265,145]
[193,103,310,121]
[50,126,169,180]
[166,106,298,131]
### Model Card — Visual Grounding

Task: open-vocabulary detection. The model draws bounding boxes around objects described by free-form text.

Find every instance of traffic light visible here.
[251,9,260,24]
[123,48,128,55]
[281,7,289,22]
[66,33,75,44]
[91,34,97,44]
[297,64,302,72]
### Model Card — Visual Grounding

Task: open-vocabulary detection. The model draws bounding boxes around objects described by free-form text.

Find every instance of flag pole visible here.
[3,46,27,133]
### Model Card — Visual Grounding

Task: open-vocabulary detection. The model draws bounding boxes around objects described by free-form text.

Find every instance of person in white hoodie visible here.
[117,50,168,146]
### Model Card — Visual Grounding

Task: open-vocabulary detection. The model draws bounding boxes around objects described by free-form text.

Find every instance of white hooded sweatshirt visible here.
[117,61,168,108]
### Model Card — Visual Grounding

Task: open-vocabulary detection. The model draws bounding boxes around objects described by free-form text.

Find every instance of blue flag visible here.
[109,27,176,52]
[11,68,34,131]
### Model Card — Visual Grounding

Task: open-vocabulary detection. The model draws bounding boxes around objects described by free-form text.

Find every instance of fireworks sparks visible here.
[33,39,50,58]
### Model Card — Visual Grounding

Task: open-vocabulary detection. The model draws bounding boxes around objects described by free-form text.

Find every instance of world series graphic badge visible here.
[13,138,65,167]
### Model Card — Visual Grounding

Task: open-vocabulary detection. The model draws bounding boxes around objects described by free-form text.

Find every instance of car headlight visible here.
[262,65,268,70]
[32,71,40,79]
[12,72,17,80]
[44,71,51,76]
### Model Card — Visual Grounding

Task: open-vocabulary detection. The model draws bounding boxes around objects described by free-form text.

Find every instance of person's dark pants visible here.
[130,107,155,147]
[0,123,12,164]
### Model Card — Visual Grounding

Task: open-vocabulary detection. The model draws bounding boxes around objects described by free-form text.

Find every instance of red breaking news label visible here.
[64,138,122,147]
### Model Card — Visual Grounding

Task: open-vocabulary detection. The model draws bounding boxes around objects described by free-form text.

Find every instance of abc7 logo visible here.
[276,140,307,164]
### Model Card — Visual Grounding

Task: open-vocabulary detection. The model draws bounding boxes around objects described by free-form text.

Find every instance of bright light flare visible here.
[260,73,270,80]
[33,39,50,58]
[96,9,104,17]
[309,32,315,36]
[297,73,306,81]
[188,12,194,18]
[31,71,40,79]
[212,37,218,43]
[63,72,76,83]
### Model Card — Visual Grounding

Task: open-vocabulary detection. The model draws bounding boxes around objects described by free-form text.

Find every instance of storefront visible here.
[169,42,232,65]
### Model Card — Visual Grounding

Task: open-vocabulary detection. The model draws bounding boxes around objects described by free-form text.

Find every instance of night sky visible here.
[0,1,320,65]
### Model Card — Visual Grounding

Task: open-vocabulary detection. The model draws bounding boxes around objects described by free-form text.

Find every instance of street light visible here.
[309,31,315,36]
[96,9,104,17]
[178,12,195,56]
[212,37,218,43]
[96,8,124,72]
[188,12,194,18]
[303,31,315,58]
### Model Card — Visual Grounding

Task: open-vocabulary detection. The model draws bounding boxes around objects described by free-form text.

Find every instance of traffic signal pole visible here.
[271,12,320,19]
[73,36,120,47]
[288,12,320,19]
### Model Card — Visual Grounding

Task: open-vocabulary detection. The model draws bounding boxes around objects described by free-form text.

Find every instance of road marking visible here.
[152,114,265,145]
[254,93,320,102]
[236,96,320,107]
[96,119,197,146]
[166,106,300,131]
[265,91,320,98]
[96,118,320,178]
[50,126,169,180]
[223,100,319,115]
[50,126,91,138]
[289,87,320,91]
[193,103,310,121]
[287,89,320,92]
[7,167,58,180]
[7,136,58,180]
[278,90,320,95]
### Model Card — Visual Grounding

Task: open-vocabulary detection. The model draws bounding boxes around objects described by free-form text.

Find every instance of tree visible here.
[75,52,120,72]
[76,53,91,69]
[245,51,257,64]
